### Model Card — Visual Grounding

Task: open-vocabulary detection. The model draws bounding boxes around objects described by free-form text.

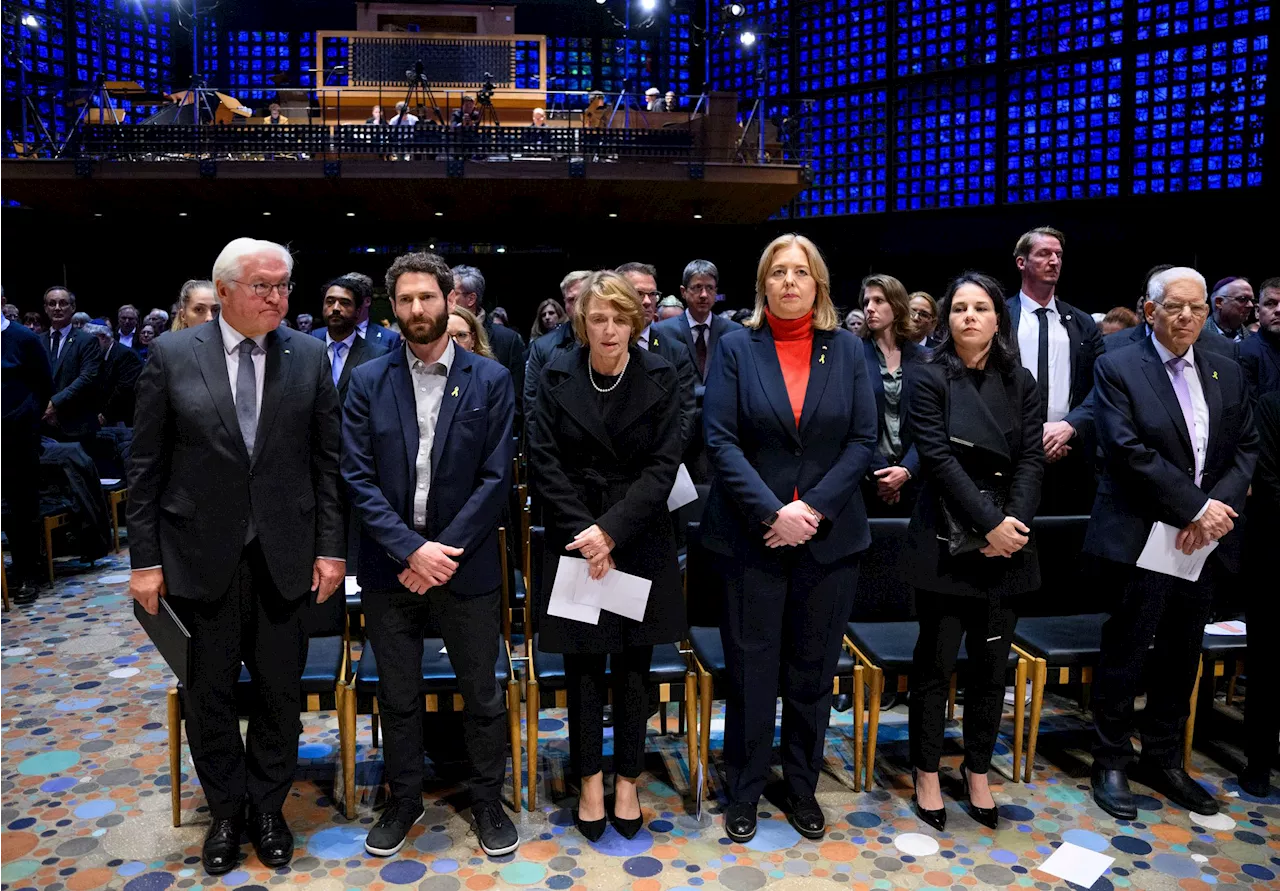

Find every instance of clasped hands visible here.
[1042,421,1074,464]
[398,540,465,594]
[764,501,823,548]
[873,466,910,505]
[980,516,1030,558]
[566,524,616,580]
[1174,499,1237,556]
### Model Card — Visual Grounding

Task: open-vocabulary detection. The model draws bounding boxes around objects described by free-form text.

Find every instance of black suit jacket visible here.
[523,322,576,424]
[44,326,102,439]
[312,322,401,352]
[2,322,53,430]
[484,316,526,422]
[702,325,878,564]
[651,313,744,385]
[326,331,389,405]
[342,344,514,594]
[127,323,345,601]
[643,325,699,452]
[99,341,144,425]
[861,336,928,476]
[901,361,1045,598]
[1005,296,1104,439]
[1239,329,1280,403]
[1083,337,1258,572]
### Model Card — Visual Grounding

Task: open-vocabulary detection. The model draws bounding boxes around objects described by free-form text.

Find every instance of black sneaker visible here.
[365,796,424,857]
[474,799,520,857]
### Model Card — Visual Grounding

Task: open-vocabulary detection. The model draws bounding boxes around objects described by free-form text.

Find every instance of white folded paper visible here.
[667,463,698,512]
[1038,842,1114,888]
[344,575,360,599]
[1204,620,1246,636]
[1136,522,1218,582]
[548,556,652,624]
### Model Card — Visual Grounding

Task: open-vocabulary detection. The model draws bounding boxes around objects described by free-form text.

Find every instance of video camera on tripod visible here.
[477,72,497,107]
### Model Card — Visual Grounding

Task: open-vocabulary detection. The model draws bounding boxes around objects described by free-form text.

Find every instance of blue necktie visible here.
[330,341,346,387]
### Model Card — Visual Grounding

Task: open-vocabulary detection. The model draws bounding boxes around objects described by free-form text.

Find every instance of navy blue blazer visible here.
[1239,330,1280,403]
[313,322,401,352]
[702,324,878,564]
[860,336,926,476]
[2,321,53,429]
[341,343,515,595]
[1084,337,1258,572]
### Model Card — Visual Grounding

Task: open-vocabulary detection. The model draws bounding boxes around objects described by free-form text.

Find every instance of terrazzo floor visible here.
[3,549,1279,891]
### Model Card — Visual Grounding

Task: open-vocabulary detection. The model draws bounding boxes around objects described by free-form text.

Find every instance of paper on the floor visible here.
[1039,842,1115,888]
[344,575,360,598]
[547,557,601,625]
[667,463,698,512]
[1204,620,1246,636]
[1136,522,1218,581]
[565,557,652,622]
[100,478,122,487]
[1004,682,1033,707]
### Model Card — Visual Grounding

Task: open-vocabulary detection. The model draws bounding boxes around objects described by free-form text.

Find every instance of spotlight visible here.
[178,212,188,217]
[727,3,745,16]
[365,247,376,253]
[346,211,355,217]
[262,211,271,216]
[596,0,607,4]
[434,211,444,217]
[609,212,618,218]
[638,0,658,11]
[21,14,40,28]
[693,213,703,219]
[739,30,757,47]
[496,246,506,254]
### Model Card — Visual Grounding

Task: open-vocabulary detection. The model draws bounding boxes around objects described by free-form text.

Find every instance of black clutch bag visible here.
[939,483,1008,557]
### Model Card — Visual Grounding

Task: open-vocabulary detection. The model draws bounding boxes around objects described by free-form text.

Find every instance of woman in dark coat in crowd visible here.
[901,271,1045,831]
[528,270,685,842]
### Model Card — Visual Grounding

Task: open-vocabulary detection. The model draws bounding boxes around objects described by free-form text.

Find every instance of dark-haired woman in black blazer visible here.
[702,234,877,843]
[901,272,1045,831]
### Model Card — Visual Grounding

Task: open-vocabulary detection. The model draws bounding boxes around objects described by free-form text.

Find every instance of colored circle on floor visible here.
[307,825,367,859]
[743,818,800,852]
[1150,853,1200,878]
[498,862,546,885]
[624,856,663,877]
[989,849,1018,864]
[1111,835,1152,855]
[1063,829,1110,852]
[380,860,427,884]
[587,827,653,856]
[73,800,117,820]
[122,873,173,891]
[0,861,40,882]
[40,776,78,793]
[17,750,80,775]
[998,805,1035,822]
[1189,811,1236,831]
[847,811,882,828]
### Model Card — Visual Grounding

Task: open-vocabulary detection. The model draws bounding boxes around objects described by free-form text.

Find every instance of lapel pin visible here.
[1065,314,1072,321]
[819,354,826,364]
[451,386,460,397]
[1212,371,1219,380]
[284,349,290,354]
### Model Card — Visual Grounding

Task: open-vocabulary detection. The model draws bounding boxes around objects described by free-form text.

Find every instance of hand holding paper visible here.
[1137,522,1219,582]
[548,556,651,624]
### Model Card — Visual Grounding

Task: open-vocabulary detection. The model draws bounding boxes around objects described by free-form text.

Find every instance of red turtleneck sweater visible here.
[766,308,813,428]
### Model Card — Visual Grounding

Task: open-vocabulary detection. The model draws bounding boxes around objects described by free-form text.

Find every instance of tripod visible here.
[400,63,444,125]
[606,77,649,129]
[57,71,123,158]
[2,29,57,157]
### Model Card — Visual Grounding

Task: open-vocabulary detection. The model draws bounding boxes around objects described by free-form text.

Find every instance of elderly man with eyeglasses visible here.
[127,237,346,876]
[1204,276,1256,343]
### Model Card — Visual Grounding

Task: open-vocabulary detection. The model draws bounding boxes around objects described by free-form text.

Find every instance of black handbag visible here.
[939,481,1008,556]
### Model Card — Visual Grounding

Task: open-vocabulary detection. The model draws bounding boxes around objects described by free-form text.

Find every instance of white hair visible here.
[1147,266,1206,304]
[211,238,293,290]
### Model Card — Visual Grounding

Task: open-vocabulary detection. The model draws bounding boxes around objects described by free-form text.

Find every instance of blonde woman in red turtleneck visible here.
[701,234,878,844]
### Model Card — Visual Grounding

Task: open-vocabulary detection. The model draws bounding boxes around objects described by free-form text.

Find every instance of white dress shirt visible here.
[356,319,369,339]
[1150,335,1210,519]
[409,338,455,531]
[325,329,358,381]
[1016,292,1072,423]
[218,314,267,427]
[638,325,652,351]
[685,308,713,331]
[119,330,134,348]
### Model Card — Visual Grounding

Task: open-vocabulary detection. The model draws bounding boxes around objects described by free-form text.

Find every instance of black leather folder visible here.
[133,597,192,688]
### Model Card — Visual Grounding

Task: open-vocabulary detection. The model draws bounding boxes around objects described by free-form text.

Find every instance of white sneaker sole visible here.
[478,836,520,857]
[364,810,424,857]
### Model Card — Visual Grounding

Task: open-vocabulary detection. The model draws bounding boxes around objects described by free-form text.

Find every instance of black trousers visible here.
[1092,562,1215,769]
[909,590,1018,773]
[720,549,859,804]
[167,540,306,819]
[564,645,654,779]
[363,586,507,803]
[1038,448,1097,516]
[1244,583,1280,775]
[1,423,41,584]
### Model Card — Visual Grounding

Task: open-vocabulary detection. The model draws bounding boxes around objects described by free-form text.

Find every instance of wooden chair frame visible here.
[848,636,1028,789]
[107,486,128,553]
[169,616,356,825]
[42,511,71,583]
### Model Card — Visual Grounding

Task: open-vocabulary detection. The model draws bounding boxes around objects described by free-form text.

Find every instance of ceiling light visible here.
[262,211,271,216]
[496,247,506,254]
[178,212,188,217]
[609,212,618,218]
[434,211,443,217]
[693,213,703,219]
[346,212,355,217]
[639,0,658,12]
[728,3,746,16]
[365,247,376,253]
[21,14,40,28]
[739,30,757,47]
[93,212,103,217]
[428,243,435,249]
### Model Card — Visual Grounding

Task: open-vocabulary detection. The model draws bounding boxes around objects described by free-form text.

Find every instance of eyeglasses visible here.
[685,285,717,295]
[233,280,295,298]
[44,300,72,309]
[450,331,474,344]
[1155,300,1210,318]
[910,309,936,320]
[636,290,661,301]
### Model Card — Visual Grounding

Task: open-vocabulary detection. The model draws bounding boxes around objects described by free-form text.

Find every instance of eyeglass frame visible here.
[232,280,295,298]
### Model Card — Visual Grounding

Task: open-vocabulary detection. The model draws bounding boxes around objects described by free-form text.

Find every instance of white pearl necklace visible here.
[588,353,630,393]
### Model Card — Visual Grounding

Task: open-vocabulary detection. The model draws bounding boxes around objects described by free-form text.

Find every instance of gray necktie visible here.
[236,338,258,457]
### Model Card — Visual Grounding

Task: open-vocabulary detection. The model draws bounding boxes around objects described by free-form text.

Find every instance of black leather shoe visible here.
[960,765,999,830]
[785,793,826,840]
[201,817,243,876]
[832,693,853,713]
[1091,766,1137,820]
[1134,763,1219,815]
[1238,769,1273,799]
[911,769,947,832]
[247,811,294,868]
[724,801,757,843]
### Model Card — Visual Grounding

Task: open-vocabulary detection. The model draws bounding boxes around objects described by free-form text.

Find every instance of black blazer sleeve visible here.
[801,339,878,521]
[436,369,516,554]
[310,346,347,559]
[51,335,102,410]
[1206,363,1258,515]
[23,329,54,412]
[1064,317,1105,437]
[1255,392,1280,511]
[907,364,1007,535]
[527,374,598,540]
[125,340,171,569]
[1007,367,1047,524]
[104,348,143,422]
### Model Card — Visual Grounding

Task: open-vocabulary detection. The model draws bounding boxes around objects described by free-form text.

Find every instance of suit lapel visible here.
[611,354,668,436]
[251,329,295,468]
[431,348,472,474]
[337,334,365,394]
[547,348,618,458]
[193,324,251,464]
[1006,297,1022,338]
[1060,305,1081,402]
[948,372,1011,461]
[1195,349,1222,467]
[751,328,801,445]
[1139,339,1195,460]
[798,330,834,440]
[389,347,421,477]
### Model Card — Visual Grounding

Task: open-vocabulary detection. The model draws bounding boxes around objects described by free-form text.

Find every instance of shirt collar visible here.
[1150,329,1195,367]
[325,329,358,349]
[686,308,711,329]
[406,336,455,375]
[1019,291,1058,316]
[218,313,268,355]
[357,319,369,336]
[52,322,73,338]
[641,324,652,341]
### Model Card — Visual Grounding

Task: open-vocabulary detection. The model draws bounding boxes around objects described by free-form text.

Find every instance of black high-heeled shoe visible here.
[912,768,947,831]
[574,810,607,843]
[610,812,644,840]
[960,764,1000,830]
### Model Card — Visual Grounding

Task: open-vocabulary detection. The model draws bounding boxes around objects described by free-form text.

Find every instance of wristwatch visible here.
[762,511,779,527]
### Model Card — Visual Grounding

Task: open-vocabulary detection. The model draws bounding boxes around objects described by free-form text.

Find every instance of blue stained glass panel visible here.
[894,73,1000,209]
[1008,0,1125,60]
[1136,0,1271,40]
[894,0,1000,76]
[796,90,889,216]
[798,0,890,91]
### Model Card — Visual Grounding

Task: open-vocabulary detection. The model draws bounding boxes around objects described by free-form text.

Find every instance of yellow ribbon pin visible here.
[819,354,825,364]
[451,386,459,397]
[1212,371,1218,380]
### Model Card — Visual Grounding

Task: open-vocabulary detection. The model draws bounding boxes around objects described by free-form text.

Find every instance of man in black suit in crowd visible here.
[616,261,698,451]
[652,259,743,481]
[1203,275,1255,343]
[116,304,142,351]
[320,274,389,404]
[2,313,54,602]
[88,322,143,426]
[523,270,592,423]
[128,237,346,875]
[1085,266,1257,820]
[310,272,400,351]
[449,265,525,423]
[41,287,102,442]
[1239,277,1280,402]
[1005,227,1104,514]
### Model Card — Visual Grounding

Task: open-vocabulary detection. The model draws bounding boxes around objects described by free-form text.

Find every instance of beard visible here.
[399,305,449,344]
